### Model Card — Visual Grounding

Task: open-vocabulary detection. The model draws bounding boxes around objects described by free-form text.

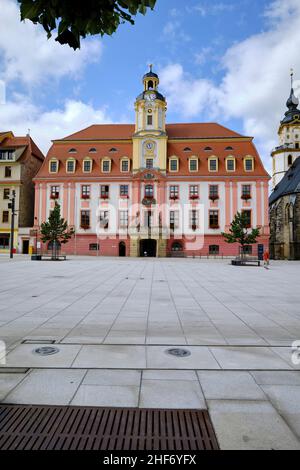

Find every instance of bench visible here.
[232,256,261,267]
[40,254,67,261]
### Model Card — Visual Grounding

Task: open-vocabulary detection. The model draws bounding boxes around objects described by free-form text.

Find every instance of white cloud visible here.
[0,0,102,85]
[187,2,236,16]
[194,47,213,66]
[0,94,113,154]
[159,0,300,169]
[162,20,191,43]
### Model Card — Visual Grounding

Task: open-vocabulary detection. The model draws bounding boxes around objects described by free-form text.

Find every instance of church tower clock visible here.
[132,66,168,173]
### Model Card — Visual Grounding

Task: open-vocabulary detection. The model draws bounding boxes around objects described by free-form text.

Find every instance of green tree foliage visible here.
[222,212,260,255]
[40,202,74,259]
[18,0,157,49]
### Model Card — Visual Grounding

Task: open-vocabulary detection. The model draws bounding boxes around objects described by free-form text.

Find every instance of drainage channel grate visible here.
[0,405,219,450]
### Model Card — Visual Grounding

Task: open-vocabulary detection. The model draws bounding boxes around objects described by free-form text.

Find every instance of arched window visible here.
[89,148,97,153]
[172,242,183,252]
[204,146,213,151]
[225,146,234,151]
[209,245,219,255]
[68,148,77,153]
[184,147,192,152]
[288,155,293,166]
[109,148,117,153]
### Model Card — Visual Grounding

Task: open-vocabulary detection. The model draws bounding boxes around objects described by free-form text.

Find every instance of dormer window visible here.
[189,158,198,172]
[121,158,130,173]
[102,158,111,173]
[49,159,59,173]
[83,158,92,173]
[169,156,179,172]
[244,157,254,172]
[226,157,236,172]
[208,157,218,172]
[0,150,14,161]
[66,159,76,173]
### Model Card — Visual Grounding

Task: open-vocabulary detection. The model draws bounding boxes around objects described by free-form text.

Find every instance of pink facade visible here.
[33,70,270,258]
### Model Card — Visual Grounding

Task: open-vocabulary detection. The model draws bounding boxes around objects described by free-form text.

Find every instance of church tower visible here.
[132,66,168,173]
[272,71,300,188]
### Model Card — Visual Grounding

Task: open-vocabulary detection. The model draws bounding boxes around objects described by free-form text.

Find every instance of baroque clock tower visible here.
[132,66,168,173]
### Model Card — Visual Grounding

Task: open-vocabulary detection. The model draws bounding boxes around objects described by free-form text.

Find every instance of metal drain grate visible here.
[166,348,191,358]
[0,405,219,450]
[33,346,59,356]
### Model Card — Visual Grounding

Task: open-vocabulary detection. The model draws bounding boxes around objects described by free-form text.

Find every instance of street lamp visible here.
[8,190,16,259]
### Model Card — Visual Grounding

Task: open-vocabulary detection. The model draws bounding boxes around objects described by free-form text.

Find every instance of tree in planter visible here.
[18,0,157,50]
[40,203,74,260]
[221,212,260,258]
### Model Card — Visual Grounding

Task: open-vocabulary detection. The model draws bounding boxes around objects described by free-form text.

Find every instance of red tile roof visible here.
[60,123,243,141]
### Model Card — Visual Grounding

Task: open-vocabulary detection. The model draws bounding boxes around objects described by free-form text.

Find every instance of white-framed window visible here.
[244,157,254,172]
[189,210,199,230]
[169,157,179,172]
[0,150,14,161]
[226,157,235,172]
[102,159,111,173]
[49,159,59,173]
[170,210,180,230]
[66,159,76,173]
[83,158,92,173]
[208,157,218,172]
[189,185,199,199]
[189,158,198,172]
[50,186,60,199]
[121,158,130,172]
[119,210,128,228]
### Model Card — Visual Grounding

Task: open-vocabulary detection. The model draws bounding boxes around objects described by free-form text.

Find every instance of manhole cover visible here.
[33,346,59,356]
[166,348,191,357]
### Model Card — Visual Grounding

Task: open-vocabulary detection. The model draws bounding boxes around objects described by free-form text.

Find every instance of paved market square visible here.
[0,256,300,449]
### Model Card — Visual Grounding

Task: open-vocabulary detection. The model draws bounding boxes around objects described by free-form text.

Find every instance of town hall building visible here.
[34,68,270,257]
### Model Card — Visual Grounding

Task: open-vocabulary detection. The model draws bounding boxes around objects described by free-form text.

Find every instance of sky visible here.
[1,0,300,174]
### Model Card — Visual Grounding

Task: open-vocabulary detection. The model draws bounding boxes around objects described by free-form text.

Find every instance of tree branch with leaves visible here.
[18,0,157,49]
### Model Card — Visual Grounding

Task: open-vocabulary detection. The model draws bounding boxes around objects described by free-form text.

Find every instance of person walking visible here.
[263,249,270,269]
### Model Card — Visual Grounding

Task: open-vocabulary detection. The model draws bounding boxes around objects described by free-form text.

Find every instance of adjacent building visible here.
[0,131,44,254]
[34,68,270,257]
[271,77,300,189]
[269,157,300,260]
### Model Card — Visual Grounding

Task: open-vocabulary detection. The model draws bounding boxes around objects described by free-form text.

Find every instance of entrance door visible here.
[140,239,157,257]
[119,242,126,257]
[22,240,29,254]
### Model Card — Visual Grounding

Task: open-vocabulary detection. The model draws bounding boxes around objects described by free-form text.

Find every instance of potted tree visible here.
[222,212,260,260]
[40,202,74,260]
